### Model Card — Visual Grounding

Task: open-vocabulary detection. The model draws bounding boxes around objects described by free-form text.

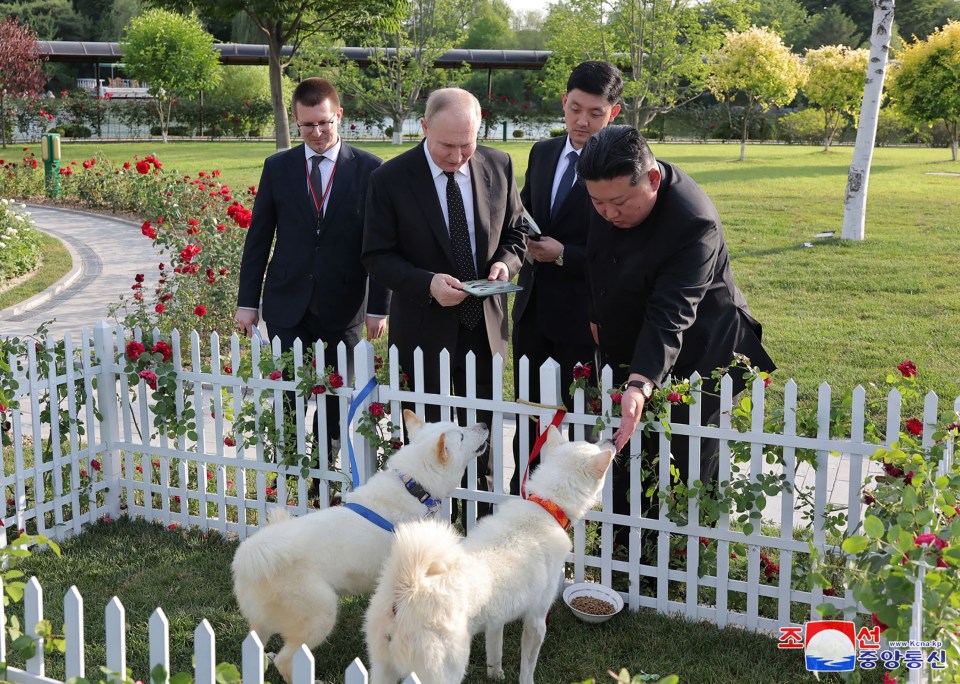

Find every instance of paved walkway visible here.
[1,205,873,527]
[0,204,162,340]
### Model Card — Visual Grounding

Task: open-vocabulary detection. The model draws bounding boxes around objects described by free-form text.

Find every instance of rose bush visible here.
[0,198,42,283]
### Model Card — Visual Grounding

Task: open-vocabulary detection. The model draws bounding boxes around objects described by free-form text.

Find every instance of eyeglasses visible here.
[296,119,338,134]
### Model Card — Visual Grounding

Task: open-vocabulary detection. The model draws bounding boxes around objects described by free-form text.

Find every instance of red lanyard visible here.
[306,155,338,216]
[521,409,567,499]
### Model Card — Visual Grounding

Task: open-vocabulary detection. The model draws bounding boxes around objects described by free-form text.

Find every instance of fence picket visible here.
[291,644,315,684]
[344,657,368,684]
[241,632,265,684]
[194,620,215,684]
[149,608,169,684]
[64,586,84,679]
[25,577,43,676]
[105,597,126,683]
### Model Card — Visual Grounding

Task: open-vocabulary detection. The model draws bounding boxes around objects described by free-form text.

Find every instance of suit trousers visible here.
[510,295,597,495]
[611,391,723,549]
[405,321,495,522]
[267,310,361,468]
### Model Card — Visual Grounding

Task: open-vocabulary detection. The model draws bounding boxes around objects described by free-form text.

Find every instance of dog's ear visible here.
[588,447,615,478]
[435,433,449,465]
[403,409,424,440]
[543,425,565,453]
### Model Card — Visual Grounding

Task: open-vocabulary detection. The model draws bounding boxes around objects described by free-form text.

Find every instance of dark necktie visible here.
[445,171,483,330]
[551,150,579,220]
[310,155,325,222]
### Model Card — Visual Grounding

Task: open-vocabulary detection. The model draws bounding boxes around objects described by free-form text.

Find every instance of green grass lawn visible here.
[8,518,882,684]
[55,139,960,405]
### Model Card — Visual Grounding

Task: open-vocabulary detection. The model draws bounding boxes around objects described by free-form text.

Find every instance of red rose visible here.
[126,340,146,361]
[135,273,145,283]
[368,402,385,418]
[905,417,923,436]
[224,365,232,374]
[224,436,236,447]
[572,363,591,380]
[882,461,905,478]
[328,372,344,389]
[155,303,165,314]
[897,359,917,378]
[123,162,131,170]
[610,392,622,404]
[667,391,683,403]
[82,160,92,169]
[138,369,158,390]
[151,341,172,362]
[136,160,151,174]
[823,587,836,596]
[871,613,889,633]
[91,459,101,471]
[194,305,207,317]
[141,221,156,239]
[862,489,876,505]
[312,385,326,395]
[763,376,772,387]
[269,370,282,380]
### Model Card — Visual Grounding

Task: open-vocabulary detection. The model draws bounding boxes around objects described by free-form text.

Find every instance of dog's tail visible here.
[369,518,464,624]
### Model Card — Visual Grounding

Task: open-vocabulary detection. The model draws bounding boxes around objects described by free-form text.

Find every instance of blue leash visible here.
[343,502,395,533]
[345,376,378,490]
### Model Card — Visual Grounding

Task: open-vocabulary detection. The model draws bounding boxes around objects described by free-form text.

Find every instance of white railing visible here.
[0,577,421,684]
[3,321,958,638]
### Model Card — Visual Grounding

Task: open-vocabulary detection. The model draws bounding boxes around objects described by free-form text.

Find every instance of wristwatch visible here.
[554,247,564,267]
[627,379,655,400]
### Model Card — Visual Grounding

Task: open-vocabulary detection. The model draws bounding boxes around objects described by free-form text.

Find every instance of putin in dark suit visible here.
[235,78,389,472]
[510,61,623,495]
[362,87,526,518]
[578,125,775,532]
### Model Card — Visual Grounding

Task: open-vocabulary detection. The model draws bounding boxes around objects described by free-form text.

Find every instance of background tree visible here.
[120,8,222,142]
[890,19,960,161]
[804,5,863,48]
[299,0,465,145]
[512,9,547,49]
[149,0,403,150]
[803,44,869,150]
[0,0,86,40]
[0,17,47,149]
[539,0,610,101]
[750,0,811,50]
[707,25,807,160]
[800,0,958,46]
[842,0,896,241]
[461,0,516,48]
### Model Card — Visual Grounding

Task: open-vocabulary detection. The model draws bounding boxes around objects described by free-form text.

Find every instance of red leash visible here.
[520,409,566,500]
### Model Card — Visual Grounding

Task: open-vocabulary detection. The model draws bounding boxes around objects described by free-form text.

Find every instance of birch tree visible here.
[841,0,895,241]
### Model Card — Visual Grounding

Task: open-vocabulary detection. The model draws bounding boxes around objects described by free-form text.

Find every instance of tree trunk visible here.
[392,115,404,145]
[951,120,958,162]
[0,94,7,149]
[739,112,748,161]
[156,98,168,143]
[842,0,895,241]
[267,27,291,151]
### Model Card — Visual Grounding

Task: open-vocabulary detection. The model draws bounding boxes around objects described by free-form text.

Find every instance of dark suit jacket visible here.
[587,160,775,392]
[362,142,526,365]
[237,143,389,336]
[513,136,594,347]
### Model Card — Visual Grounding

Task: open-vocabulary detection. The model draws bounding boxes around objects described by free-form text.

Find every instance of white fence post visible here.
[25,577,44,676]
[105,597,126,683]
[194,619,216,684]
[344,657,368,684]
[241,632,265,684]
[149,608,170,684]
[291,644,315,684]
[93,321,122,520]
[64,586,85,680]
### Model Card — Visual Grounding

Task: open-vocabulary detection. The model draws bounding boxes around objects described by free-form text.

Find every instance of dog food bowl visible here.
[563,582,623,624]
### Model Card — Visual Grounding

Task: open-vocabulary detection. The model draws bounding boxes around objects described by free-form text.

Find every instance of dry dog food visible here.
[570,595,615,615]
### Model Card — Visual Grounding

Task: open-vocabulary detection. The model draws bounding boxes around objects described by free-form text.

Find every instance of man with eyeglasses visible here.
[236,77,389,491]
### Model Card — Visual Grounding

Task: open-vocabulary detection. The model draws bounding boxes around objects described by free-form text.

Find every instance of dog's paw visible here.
[265,651,277,663]
[486,664,505,680]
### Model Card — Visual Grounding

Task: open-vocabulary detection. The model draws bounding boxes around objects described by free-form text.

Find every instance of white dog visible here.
[364,427,615,684]
[231,410,488,682]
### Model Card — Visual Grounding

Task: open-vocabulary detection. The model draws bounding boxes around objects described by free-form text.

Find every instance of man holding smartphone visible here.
[509,61,623,494]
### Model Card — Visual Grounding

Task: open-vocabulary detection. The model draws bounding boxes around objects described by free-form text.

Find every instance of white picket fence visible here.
[2,321,957,683]
[0,577,420,684]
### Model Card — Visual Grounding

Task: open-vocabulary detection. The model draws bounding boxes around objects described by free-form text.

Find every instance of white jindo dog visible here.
[231,410,489,682]
[364,427,615,684]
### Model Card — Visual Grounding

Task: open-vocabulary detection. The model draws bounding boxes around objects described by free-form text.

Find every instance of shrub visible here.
[0,148,44,198]
[50,123,92,138]
[0,199,43,283]
[549,127,566,138]
[150,125,190,137]
[512,129,525,138]
[777,108,825,145]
